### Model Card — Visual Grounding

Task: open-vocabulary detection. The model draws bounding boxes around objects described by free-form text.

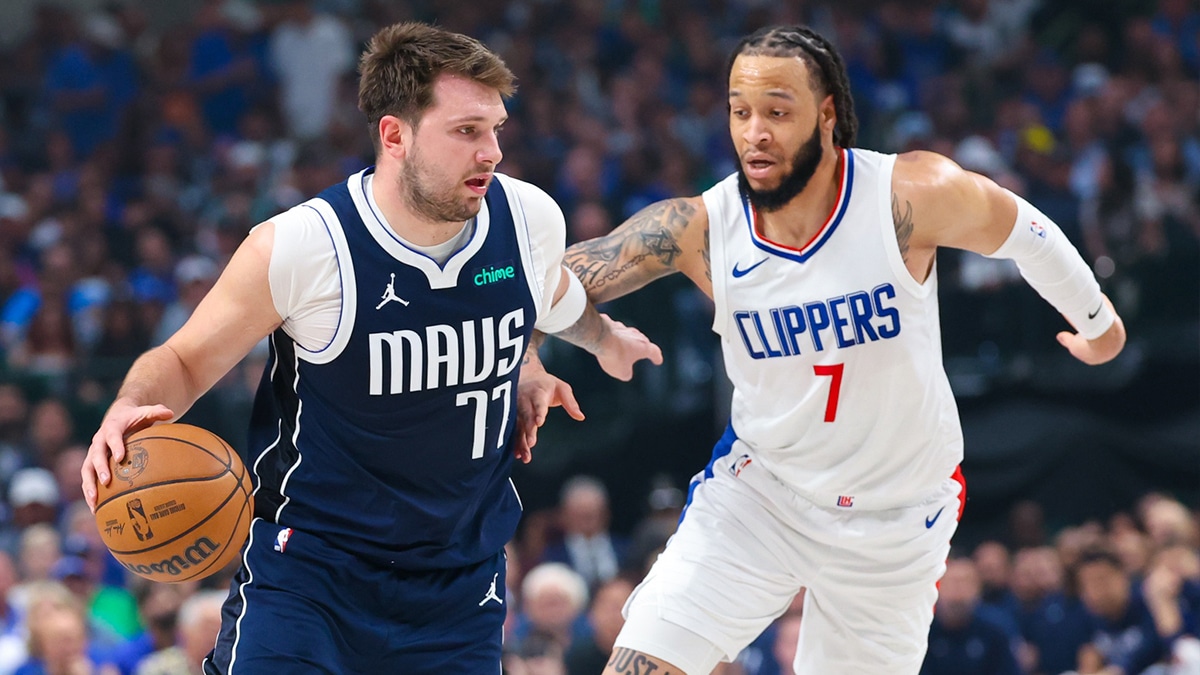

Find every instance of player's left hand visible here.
[1056,294,1126,365]
[594,314,663,381]
[514,352,584,463]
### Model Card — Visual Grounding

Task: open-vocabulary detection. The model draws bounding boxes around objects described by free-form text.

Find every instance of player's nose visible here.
[742,115,770,146]
[477,132,502,165]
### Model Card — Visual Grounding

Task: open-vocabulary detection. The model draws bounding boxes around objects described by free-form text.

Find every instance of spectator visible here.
[1075,547,1189,674]
[152,256,217,346]
[12,581,116,675]
[1011,546,1091,675]
[133,590,223,675]
[267,1,354,140]
[921,558,1021,675]
[4,469,60,552]
[564,575,635,674]
[514,563,589,654]
[542,476,628,591]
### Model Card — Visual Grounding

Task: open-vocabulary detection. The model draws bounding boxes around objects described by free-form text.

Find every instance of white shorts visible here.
[614,445,965,675]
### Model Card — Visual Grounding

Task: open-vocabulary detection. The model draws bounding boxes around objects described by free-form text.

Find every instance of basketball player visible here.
[79,23,660,673]
[541,24,1127,675]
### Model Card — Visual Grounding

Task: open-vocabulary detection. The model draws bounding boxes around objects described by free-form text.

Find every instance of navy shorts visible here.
[203,519,506,674]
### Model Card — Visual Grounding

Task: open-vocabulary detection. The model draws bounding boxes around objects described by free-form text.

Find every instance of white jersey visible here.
[704,148,962,510]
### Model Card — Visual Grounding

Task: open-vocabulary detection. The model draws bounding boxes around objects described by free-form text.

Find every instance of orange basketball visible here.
[94,423,254,583]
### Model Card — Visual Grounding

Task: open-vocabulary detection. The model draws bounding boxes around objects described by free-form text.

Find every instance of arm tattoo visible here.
[607,647,677,674]
[702,223,711,282]
[550,302,607,354]
[892,193,914,263]
[565,199,697,302]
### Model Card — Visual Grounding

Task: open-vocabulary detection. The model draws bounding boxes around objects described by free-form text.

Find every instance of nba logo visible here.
[274,527,293,553]
[836,495,854,508]
[1029,221,1046,238]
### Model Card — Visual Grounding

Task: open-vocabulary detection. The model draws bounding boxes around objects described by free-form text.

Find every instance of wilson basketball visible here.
[94,423,254,583]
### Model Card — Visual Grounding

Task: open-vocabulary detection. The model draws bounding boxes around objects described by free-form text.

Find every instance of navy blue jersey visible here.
[247,171,535,571]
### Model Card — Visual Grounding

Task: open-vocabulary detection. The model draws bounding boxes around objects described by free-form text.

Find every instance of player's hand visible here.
[81,399,174,513]
[594,314,663,381]
[1057,294,1126,365]
[515,355,584,463]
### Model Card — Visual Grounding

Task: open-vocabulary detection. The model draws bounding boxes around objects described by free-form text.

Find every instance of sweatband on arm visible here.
[985,190,1114,339]
[535,268,587,334]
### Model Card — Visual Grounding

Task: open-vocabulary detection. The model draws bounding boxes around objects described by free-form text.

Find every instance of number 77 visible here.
[813,363,844,423]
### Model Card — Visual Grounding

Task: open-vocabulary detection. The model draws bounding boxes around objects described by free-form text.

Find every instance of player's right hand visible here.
[81,399,174,513]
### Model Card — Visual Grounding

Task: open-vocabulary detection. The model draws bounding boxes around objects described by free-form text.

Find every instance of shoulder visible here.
[892,150,1008,246]
[496,173,563,216]
[892,150,970,195]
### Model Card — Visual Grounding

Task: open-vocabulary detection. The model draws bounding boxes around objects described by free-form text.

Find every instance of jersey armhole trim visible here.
[295,199,357,364]
[878,153,934,299]
[505,179,545,318]
[703,187,729,337]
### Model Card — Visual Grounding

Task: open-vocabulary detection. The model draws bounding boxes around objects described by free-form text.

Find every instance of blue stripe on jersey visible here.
[743,148,856,263]
[678,421,737,524]
[248,172,536,571]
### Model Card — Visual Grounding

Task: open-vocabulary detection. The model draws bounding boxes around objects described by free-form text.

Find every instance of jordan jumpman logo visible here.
[478,573,503,606]
[375,273,409,310]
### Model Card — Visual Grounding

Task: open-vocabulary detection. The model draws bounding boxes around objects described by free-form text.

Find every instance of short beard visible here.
[737,121,824,213]
[399,148,482,224]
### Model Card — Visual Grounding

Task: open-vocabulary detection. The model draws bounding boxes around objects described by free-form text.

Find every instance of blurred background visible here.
[0,0,1195,673]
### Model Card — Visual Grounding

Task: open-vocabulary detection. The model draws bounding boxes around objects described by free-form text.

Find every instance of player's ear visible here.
[819,94,837,132]
[378,115,412,160]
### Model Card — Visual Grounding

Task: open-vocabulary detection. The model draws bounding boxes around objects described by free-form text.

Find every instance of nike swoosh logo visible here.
[925,506,945,529]
[732,258,768,278]
[1087,303,1102,320]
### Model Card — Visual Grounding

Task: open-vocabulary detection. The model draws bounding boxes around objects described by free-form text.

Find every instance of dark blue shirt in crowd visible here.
[921,611,1021,675]
[1019,592,1093,675]
[1087,593,1168,675]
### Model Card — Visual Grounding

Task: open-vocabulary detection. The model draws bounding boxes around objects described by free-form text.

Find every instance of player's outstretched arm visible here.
[82,223,284,510]
[538,266,664,381]
[895,151,1126,365]
[565,196,712,303]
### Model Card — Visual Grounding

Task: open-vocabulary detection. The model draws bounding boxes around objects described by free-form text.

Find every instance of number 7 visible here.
[813,363,844,423]
[456,381,513,459]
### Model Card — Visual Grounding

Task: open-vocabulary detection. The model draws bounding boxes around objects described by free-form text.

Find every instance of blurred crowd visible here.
[0,0,1196,673]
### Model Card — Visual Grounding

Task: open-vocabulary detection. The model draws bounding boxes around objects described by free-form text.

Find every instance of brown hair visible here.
[358,22,516,152]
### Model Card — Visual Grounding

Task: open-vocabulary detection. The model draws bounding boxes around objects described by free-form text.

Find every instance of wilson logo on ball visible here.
[116,445,149,483]
[118,536,221,578]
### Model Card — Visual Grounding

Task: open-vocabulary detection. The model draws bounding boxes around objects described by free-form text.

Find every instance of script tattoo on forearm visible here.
[606,648,677,674]
[565,199,696,302]
[892,193,914,263]
[702,224,711,281]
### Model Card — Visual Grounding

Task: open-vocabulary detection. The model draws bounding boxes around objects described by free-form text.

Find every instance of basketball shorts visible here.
[615,441,965,675]
[203,518,507,674]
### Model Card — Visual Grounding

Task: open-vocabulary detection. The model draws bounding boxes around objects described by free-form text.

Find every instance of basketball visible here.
[94,423,254,583]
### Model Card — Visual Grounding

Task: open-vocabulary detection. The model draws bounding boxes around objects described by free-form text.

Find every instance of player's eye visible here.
[459,126,476,135]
